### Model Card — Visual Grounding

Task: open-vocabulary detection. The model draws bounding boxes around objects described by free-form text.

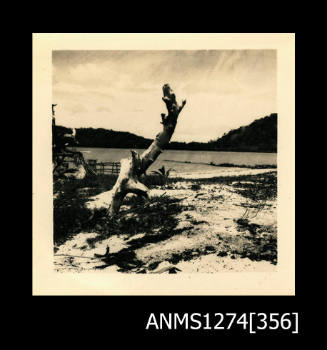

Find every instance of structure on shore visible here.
[52,104,96,180]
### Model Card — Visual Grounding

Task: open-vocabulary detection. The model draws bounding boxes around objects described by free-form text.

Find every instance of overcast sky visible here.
[52,50,276,142]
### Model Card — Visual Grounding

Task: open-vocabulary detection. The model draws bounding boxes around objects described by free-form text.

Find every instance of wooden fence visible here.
[54,154,120,176]
[87,160,121,175]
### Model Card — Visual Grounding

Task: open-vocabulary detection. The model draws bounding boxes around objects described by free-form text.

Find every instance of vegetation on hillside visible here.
[54,113,277,153]
[210,113,277,152]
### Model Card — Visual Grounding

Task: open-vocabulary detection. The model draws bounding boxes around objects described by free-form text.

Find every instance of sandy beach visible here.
[54,167,277,273]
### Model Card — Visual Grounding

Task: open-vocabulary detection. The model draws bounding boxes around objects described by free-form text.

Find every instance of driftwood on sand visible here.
[107,84,186,216]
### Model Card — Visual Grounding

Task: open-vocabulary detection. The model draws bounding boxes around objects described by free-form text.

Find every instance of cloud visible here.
[52,50,276,142]
[96,106,112,113]
[70,104,88,114]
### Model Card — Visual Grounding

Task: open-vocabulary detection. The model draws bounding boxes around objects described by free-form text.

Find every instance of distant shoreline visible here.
[163,159,277,169]
[76,146,277,154]
[58,113,277,154]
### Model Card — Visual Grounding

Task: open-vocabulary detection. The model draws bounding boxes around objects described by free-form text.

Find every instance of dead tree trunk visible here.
[107,84,186,216]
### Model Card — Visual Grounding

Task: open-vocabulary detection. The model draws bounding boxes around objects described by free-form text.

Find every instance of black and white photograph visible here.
[33,34,295,295]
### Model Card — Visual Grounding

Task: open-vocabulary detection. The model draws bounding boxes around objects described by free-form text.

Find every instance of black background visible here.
[29,28,307,340]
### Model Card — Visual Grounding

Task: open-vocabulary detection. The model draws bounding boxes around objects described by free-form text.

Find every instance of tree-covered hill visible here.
[210,113,277,152]
[77,128,152,149]
[54,113,277,152]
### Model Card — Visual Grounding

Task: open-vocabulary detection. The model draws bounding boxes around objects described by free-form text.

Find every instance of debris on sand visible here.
[54,169,277,273]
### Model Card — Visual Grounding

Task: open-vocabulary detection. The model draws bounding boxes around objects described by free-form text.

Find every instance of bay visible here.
[76,147,277,174]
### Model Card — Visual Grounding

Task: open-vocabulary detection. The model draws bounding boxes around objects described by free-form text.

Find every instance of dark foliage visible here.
[211,113,277,152]
[74,127,152,149]
[232,172,277,201]
[53,187,93,246]
[53,175,118,245]
[53,174,177,246]
[53,113,277,153]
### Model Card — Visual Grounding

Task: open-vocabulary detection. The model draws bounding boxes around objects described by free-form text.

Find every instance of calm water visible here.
[76,147,277,174]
